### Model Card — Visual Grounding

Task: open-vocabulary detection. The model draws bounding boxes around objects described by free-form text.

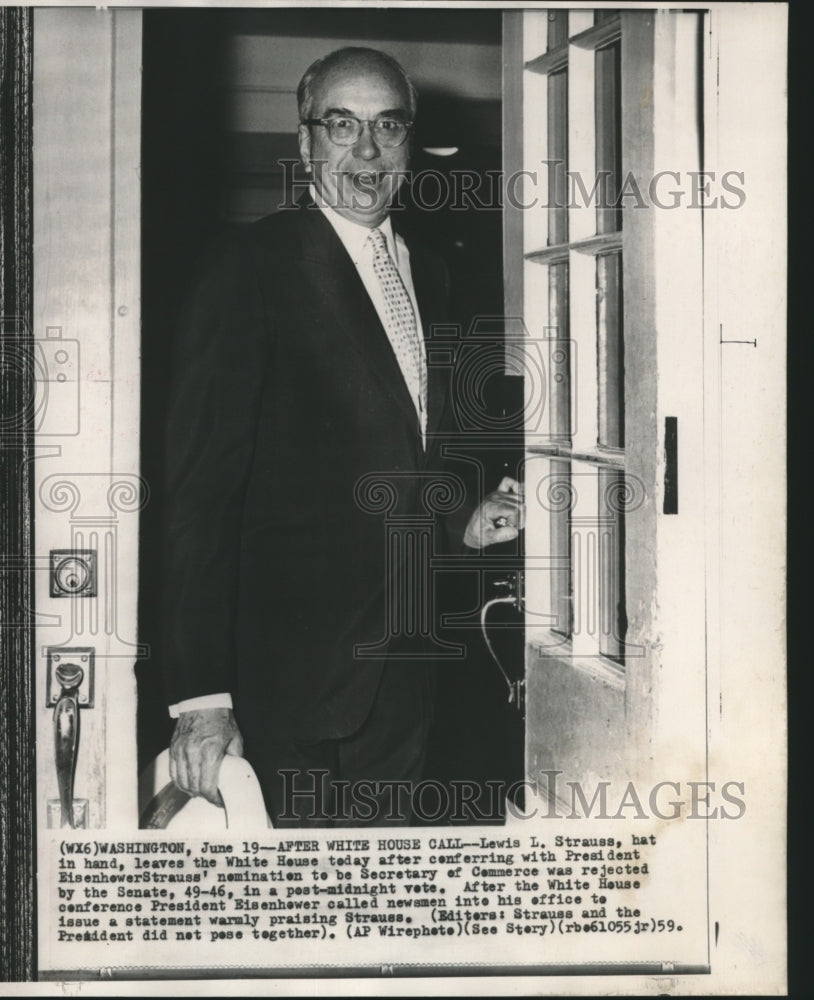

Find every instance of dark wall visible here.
[138,10,235,771]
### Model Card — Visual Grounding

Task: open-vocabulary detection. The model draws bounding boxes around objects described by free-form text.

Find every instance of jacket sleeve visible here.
[161,234,274,705]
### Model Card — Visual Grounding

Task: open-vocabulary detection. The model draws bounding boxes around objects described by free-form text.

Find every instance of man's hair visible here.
[297,46,418,122]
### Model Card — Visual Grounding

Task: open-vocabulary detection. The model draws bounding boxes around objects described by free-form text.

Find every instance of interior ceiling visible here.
[219,8,503,46]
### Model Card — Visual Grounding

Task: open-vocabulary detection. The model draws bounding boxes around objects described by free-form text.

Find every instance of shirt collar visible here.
[310,184,399,265]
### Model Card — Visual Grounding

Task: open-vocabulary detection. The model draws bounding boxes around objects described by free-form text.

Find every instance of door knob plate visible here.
[45,647,95,708]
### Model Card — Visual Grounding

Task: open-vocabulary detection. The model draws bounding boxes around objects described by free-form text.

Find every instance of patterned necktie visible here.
[367,227,427,437]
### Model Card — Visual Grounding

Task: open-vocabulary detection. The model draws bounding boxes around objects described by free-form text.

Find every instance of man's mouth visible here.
[347,171,386,189]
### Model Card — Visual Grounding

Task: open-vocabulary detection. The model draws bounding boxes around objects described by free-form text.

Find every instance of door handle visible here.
[664,416,678,514]
[46,647,94,828]
[53,662,84,828]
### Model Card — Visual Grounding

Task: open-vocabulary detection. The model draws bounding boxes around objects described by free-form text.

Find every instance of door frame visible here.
[0,6,36,982]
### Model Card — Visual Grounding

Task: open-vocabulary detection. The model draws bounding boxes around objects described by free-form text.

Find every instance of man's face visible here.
[298,59,412,228]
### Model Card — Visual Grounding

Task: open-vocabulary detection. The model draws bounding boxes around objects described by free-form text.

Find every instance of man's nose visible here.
[352,121,381,160]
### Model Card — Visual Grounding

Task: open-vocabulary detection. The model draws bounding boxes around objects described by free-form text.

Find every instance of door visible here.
[504,9,709,804]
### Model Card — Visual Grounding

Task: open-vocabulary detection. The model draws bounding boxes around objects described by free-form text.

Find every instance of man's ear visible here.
[298,124,312,172]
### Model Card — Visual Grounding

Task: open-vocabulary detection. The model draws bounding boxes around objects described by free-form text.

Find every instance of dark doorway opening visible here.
[138,7,523,823]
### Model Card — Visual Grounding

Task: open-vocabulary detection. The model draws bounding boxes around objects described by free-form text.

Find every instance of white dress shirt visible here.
[169,195,426,719]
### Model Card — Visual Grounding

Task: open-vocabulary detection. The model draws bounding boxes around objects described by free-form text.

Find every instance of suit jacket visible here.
[162,198,456,744]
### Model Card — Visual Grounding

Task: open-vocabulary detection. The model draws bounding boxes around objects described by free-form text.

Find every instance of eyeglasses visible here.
[301,116,413,148]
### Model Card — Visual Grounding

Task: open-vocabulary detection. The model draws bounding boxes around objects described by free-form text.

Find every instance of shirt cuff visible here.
[168,693,234,718]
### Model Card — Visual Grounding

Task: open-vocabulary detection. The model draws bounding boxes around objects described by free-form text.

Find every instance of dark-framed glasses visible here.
[302,116,413,148]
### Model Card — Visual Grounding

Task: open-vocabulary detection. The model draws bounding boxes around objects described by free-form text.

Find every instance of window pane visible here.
[550,458,572,637]
[547,68,568,245]
[596,252,624,448]
[595,40,622,234]
[598,467,627,663]
[548,261,570,440]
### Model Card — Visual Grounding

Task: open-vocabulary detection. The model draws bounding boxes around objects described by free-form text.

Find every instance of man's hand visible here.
[169,708,244,806]
[464,476,525,548]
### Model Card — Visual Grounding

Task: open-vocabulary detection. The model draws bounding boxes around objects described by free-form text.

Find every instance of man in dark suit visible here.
[163,47,522,826]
